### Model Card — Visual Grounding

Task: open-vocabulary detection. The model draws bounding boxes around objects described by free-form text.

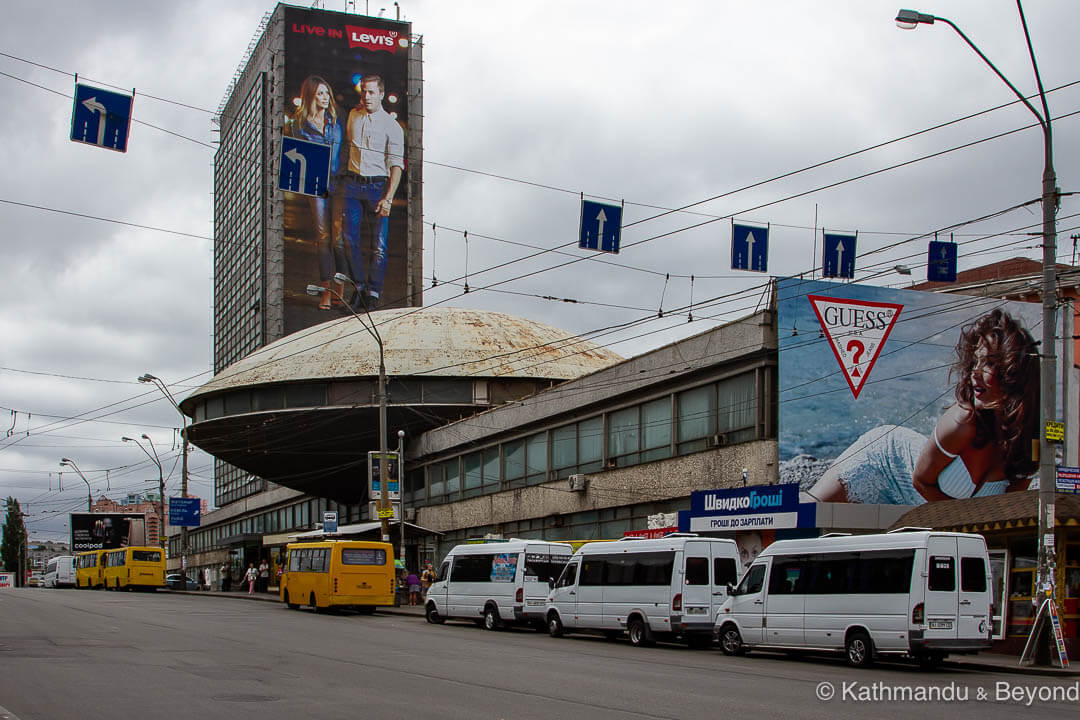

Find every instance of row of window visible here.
[416,370,761,507]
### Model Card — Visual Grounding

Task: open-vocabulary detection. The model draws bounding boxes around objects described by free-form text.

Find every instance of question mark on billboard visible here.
[846,339,865,377]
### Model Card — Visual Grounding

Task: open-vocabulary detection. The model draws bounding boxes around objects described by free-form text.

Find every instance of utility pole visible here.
[397,430,405,567]
[139,375,190,566]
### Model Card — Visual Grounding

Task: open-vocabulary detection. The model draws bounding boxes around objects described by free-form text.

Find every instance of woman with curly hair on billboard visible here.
[289,75,345,311]
[806,308,1040,504]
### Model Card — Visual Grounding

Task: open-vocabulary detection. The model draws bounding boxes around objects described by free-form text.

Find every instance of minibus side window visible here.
[435,561,449,582]
[960,556,987,592]
[928,556,955,592]
[768,559,804,595]
[736,563,766,595]
[556,562,578,588]
[714,557,738,586]
[288,551,300,572]
[685,557,709,585]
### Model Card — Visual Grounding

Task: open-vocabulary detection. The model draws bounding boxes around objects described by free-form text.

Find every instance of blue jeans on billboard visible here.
[310,180,346,284]
[342,176,389,308]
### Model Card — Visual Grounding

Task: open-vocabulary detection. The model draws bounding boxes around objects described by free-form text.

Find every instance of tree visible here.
[2,497,28,583]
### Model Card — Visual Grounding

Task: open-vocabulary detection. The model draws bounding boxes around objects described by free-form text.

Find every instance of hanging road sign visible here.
[926,240,957,282]
[70,83,133,153]
[579,199,623,253]
[279,136,332,197]
[169,497,201,527]
[731,223,769,272]
[822,232,857,279]
[808,294,903,399]
[322,511,338,533]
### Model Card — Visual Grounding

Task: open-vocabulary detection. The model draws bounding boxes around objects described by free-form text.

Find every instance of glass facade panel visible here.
[483,448,500,491]
[526,432,547,485]
[504,439,525,489]
[608,406,639,465]
[642,396,672,462]
[677,384,715,452]
[717,372,756,443]
[552,425,576,473]
[578,417,603,473]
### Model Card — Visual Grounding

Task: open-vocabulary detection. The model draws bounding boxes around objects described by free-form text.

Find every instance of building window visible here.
[525,432,547,485]
[504,439,525,489]
[717,372,756,444]
[642,396,672,462]
[608,406,640,466]
[677,384,715,453]
[463,452,482,499]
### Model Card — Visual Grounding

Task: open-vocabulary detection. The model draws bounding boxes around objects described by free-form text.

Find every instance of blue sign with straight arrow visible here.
[579,199,622,253]
[279,136,332,197]
[926,240,957,282]
[70,83,133,153]
[822,232,857,279]
[731,223,769,272]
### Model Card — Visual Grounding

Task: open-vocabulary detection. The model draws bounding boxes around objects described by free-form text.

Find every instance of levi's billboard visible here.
[778,277,1050,507]
[282,7,415,334]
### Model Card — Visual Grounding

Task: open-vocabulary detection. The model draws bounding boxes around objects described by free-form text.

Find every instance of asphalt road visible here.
[0,588,1077,719]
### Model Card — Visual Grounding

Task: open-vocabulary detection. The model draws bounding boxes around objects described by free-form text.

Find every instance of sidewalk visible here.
[169,589,1077,675]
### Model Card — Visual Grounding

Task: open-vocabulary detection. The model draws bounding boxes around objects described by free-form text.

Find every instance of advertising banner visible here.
[778,277,1049,507]
[282,7,414,334]
[689,485,800,531]
[490,553,518,583]
[0,573,14,589]
[70,513,147,551]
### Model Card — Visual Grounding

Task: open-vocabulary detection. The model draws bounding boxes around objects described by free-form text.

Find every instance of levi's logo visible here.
[346,26,403,52]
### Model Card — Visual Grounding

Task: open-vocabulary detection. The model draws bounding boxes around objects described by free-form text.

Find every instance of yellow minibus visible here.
[280,540,395,613]
[75,549,107,589]
[102,546,166,590]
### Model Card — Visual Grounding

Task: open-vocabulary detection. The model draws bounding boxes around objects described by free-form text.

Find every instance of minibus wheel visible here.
[718,625,745,656]
[483,605,502,631]
[425,602,445,624]
[283,591,299,610]
[845,631,873,668]
[628,617,654,647]
[547,612,564,638]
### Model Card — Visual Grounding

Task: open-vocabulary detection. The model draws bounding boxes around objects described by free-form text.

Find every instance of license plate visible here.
[685,606,709,616]
[526,600,544,607]
[929,619,953,630]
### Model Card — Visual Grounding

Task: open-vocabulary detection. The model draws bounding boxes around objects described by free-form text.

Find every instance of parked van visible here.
[43,555,76,588]
[716,530,992,667]
[425,539,573,630]
[546,534,741,648]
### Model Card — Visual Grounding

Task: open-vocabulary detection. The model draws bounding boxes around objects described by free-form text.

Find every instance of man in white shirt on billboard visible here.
[340,74,404,311]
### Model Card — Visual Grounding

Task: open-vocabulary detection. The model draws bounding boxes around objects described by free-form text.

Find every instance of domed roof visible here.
[183,307,623,405]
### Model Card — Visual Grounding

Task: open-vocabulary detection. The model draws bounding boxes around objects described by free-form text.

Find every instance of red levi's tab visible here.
[346,26,403,52]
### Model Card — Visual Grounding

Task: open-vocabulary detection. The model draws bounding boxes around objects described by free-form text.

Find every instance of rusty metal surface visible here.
[184,307,622,404]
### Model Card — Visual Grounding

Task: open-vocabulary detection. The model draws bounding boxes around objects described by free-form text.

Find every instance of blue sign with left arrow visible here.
[579,199,622,254]
[822,232,857,279]
[731,223,769,272]
[70,83,133,153]
[169,497,201,527]
[279,136,332,197]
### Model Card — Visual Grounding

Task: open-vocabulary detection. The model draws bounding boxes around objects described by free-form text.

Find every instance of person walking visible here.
[220,562,231,592]
[421,563,435,598]
[258,559,269,593]
[244,563,258,596]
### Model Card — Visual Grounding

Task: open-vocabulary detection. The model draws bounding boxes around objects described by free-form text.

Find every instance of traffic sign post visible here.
[70,82,133,153]
[731,223,769,273]
[168,497,201,527]
[322,511,338,534]
[279,137,332,197]
[579,198,623,254]
[822,232,857,279]
[926,240,957,282]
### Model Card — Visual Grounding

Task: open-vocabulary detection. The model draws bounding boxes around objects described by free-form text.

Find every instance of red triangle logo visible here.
[807,294,903,399]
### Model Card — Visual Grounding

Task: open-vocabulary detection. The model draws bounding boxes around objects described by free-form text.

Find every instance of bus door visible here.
[550,560,579,628]
[680,541,715,623]
[763,556,805,646]
[956,536,991,640]
[428,559,450,611]
[924,536,959,641]
[728,561,768,645]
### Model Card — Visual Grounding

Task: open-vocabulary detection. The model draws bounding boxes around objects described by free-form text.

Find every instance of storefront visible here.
[890,490,1080,657]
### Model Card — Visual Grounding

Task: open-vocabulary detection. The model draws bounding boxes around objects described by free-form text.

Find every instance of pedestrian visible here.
[421,563,435,598]
[220,562,230,592]
[197,569,206,592]
[258,559,269,593]
[244,563,258,596]
[406,569,421,606]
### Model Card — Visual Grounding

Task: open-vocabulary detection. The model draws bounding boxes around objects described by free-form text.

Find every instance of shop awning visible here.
[288,520,444,540]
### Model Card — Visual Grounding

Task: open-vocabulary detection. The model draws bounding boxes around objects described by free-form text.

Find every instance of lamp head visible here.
[893,264,912,276]
[305,284,326,296]
[895,9,934,29]
[333,272,351,285]
[60,458,72,466]
[138,374,156,383]
[141,434,151,440]
[122,437,134,442]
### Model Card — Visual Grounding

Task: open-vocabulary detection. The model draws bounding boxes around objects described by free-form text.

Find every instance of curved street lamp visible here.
[138,374,191,561]
[896,0,1059,644]
[122,435,167,548]
[59,458,92,512]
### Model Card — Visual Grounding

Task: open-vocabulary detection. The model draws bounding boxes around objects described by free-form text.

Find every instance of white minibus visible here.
[716,530,993,667]
[43,555,76,588]
[546,534,740,648]
[425,539,573,630]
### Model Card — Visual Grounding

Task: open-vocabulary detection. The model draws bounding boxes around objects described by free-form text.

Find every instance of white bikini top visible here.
[933,429,1008,498]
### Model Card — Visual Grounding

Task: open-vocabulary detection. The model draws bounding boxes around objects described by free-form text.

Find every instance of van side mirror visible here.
[727,583,737,596]
[548,577,555,589]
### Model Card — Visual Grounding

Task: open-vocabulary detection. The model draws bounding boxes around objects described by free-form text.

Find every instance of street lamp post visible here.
[306,275,391,543]
[138,374,190,565]
[896,0,1059,648]
[122,435,167,549]
[398,429,406,567]
[59,458,92,512]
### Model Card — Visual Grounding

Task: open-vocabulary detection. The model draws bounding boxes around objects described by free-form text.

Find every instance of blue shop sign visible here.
[689,484,803,531]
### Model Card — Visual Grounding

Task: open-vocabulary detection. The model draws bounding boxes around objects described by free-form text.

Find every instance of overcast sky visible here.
[1,0,1077,544]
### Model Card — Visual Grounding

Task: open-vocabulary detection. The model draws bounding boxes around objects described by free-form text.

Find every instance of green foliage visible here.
[2,497,28,576]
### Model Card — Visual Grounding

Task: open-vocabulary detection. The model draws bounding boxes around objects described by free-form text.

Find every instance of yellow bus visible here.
[75,549,107,589]
[102,546,166,590]
[280,540,395,613]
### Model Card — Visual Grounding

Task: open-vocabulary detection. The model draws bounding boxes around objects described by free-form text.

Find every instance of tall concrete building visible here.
[210,3,424,508]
